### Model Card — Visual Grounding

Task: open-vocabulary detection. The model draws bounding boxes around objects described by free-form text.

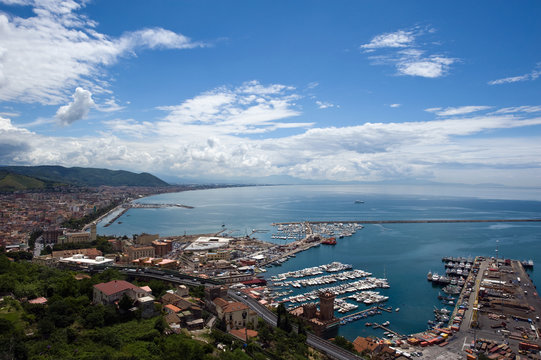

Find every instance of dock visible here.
[339,306,379,321]
[260,240,320,266]
[372,322,403,337]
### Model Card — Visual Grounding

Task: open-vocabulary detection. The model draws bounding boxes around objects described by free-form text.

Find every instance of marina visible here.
[97,184,541,346]
[267,261,392,322]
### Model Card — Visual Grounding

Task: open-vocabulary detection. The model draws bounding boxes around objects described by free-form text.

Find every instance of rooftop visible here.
[93,280,139,296]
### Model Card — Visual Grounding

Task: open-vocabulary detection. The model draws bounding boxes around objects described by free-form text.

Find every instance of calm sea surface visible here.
[97,184,541,340]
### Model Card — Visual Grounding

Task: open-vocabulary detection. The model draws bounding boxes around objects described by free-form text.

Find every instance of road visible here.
[228,290,363,360]
[118,270,208,287]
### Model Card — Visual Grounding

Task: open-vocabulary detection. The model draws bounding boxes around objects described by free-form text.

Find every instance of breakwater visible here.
[272,218,541,226]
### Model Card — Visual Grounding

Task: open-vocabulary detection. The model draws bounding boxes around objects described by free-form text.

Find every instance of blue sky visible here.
[0,0,540,186]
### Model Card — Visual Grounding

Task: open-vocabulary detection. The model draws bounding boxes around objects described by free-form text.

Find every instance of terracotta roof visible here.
[28,297,47,304]
[140,286,152,293]
[353,336,380,353]
[161,292,182,304]
[164,313,181,325]
[165,304,181,313]
[229,328,258,342]
[93,280,138,296]
[213,297,229,310]
[223,302,249,314]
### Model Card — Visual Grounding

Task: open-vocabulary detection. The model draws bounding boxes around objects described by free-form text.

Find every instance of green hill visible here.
[0,172,48,191]
[0,166,169,188]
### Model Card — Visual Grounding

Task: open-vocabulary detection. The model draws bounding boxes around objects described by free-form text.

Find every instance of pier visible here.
[272,218,541,226]
[103,207,129,227]
[339,306,378,321]
[102,202,194,227]
[130,203,194,209]
[371,322,403,337]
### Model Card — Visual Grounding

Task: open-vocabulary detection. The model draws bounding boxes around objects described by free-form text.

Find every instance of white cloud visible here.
[5,108,541,186]
[361,30,415,50]
[55,87,94,125]
[0,111,19,117]
[0,0,204,105]
[493,105,541,114]
[361,27,456,78]
[389,104,401,108]
[307,82,319,89]
[95,98,125,113]
[425,106,492,117]
[4,74,541,187]
[397,54,455,78]
[315,100,336,109]
[149,81,309,137]
[488,64,540,85]
[122,28,204,50]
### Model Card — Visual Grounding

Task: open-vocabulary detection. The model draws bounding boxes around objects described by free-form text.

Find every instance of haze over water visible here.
[98,184,541,339]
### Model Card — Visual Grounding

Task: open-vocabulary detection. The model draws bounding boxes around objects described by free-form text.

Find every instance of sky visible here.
[0,0,540,186]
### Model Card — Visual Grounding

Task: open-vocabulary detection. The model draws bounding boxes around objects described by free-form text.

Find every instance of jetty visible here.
[371,322,403,337]
[103,207,129,227]
[272,218,541,226]
[131,203,194,209]
[339,306,379,321]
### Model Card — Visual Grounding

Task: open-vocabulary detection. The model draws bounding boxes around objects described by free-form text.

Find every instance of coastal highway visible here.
[118,269,212,287]
[228,290,363,360]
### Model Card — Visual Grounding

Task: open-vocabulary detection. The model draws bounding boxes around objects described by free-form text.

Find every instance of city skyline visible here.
[1,0,540,186]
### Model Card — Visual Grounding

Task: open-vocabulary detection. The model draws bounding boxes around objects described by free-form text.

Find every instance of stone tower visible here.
[90,223,97,242]
[319,291,335,321]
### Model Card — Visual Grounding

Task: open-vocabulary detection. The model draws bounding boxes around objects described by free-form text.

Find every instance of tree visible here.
[276,303,292,332]
[38,317,55,337]
[118,293,133,312]
[154,316,167,334]
[257,319,272,345]
[0,318,15,336]
[218,348,251,360]
[332,335,357,353]
[84,305,105,329]
[28,229,43,250]
[41,245,52,255]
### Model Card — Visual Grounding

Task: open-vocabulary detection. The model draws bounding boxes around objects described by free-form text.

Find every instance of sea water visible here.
[97,184,541,339]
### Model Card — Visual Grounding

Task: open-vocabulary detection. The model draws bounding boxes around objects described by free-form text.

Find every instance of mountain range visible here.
[0,165,169,191]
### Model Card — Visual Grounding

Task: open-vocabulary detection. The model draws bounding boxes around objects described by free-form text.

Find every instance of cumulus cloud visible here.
[55,87,95,125]
[62,98,541,185]
[425,106,492,117]
[0,0,204,105]
[389,104,401,108]
[488,64,540,85]
[4,73,541,187]
[361,30,415,50]
[149,81,310,137]
[361,27,456,78]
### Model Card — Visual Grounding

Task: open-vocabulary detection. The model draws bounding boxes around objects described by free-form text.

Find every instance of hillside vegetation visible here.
[0,166,169,189]
[0,172,53,192]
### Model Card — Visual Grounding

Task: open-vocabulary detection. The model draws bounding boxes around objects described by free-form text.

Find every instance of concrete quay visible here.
[413,257,541,359]
[272,218,541,226]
